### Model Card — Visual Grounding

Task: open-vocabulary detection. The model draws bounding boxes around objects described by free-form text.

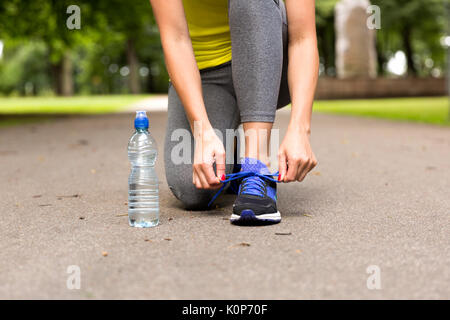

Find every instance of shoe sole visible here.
[230,209,281,225]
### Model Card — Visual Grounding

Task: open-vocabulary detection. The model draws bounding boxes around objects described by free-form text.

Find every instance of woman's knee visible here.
[165,161,236,210]
[168,183,214,210]
[164,160,212,209]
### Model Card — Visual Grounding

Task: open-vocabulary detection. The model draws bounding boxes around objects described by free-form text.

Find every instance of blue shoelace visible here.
[208,170,280,207]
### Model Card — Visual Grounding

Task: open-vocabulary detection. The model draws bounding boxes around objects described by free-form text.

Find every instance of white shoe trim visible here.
[230,211,281,221]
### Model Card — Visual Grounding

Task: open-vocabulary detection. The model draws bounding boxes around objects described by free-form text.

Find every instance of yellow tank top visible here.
[182,0,231,70]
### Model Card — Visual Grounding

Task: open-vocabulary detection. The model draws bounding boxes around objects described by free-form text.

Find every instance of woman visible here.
[149,0,318,224]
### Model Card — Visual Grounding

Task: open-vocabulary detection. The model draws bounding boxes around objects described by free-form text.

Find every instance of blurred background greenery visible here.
[0,0,448,125]
[0,0,169,96]
[0,0,447,96]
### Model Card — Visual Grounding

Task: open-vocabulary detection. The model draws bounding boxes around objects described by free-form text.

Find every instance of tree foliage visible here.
[372,0,447,76]
[0,0,447,96]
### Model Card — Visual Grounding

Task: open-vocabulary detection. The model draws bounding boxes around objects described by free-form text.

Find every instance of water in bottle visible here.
[127,111,159,227]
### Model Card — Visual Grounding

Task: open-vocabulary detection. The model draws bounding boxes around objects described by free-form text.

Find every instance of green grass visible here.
[313,97,449,125]
[0,95,151,114]
[0,95,448,126]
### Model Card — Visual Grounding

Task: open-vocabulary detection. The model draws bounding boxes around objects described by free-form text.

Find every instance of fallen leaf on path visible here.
[164,238,172,241]
[56,194,80,198]
[236,242,250,247]
[115,213,128,217]
[311,171,321,176]
[38,204,52,207]
[227,242,251,249]
[295,249,302,254]
[101,251,108,257]
[302,214,313,218]
[144,239,152,242]
[77,139,89,146]
[275,232,292,236]
[79,216,85,220]
[168,217,173,221]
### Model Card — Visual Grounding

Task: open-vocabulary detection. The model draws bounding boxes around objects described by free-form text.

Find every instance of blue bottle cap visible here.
[134,110,149,129]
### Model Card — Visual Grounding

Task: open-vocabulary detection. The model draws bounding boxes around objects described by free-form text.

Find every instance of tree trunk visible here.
[375,42,386,76]
[402,26,417,76]
[51,63,61,95]
[146,68,154,93]
[61,52,74,96]
[317,26,328,73]
[126,38,141,94]
[51,51,74,96]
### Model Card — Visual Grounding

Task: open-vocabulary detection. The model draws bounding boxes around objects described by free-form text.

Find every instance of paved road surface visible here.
[0,110,449,299]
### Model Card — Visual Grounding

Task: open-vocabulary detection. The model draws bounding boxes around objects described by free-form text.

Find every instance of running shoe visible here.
[231,158,281,225]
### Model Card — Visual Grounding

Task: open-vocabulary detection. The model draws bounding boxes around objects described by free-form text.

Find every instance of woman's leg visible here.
[229,0,289,121]
[229,0,289,165]
[164,64,240,209]
[227,0,289,224]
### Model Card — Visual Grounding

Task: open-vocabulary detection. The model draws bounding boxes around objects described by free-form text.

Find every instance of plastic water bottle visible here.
[127,111,159,227]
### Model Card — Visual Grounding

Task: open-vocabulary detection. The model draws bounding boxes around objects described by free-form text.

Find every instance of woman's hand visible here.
[278,125,317,182]
[193,124,226,189]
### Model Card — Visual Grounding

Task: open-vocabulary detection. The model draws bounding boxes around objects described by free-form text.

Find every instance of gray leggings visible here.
[164,0,290,209]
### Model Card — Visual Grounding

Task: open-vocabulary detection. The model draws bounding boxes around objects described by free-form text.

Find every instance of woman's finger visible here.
[201,162,220,187]
[278,151,287,182]
[194,166,210,189]
[307,156,317,174]
[193,171,202,189]
[296,159,311,182]
[198,169,212,189]
[285,157,299,182]
[215,150,226,182]
[299,155,317,181]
